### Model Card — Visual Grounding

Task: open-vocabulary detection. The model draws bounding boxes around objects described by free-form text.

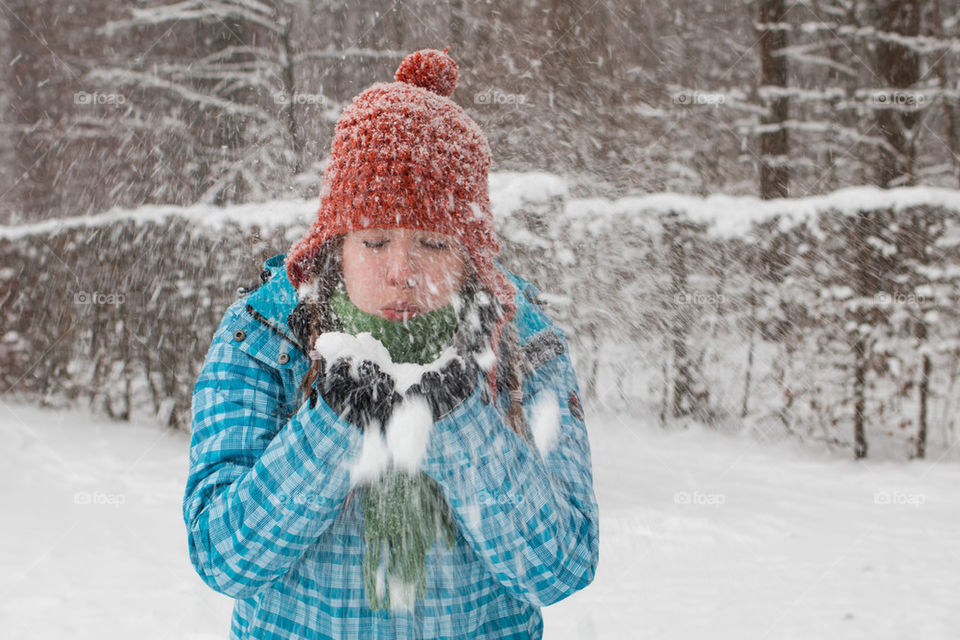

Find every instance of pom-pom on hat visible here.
[394,48,459,97]
[286,48,518,392]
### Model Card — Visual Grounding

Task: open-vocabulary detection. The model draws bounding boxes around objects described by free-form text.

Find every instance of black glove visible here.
[402,289,502,420]
[314,357,402,433]
[407,356,480,421]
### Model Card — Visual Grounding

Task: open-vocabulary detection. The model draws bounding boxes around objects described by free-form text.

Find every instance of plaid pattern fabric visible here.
[183,254,599,639]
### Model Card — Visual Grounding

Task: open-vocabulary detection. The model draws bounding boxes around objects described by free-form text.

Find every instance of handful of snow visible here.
[312,331,466,486]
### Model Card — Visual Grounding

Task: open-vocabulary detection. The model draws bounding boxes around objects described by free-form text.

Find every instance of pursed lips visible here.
[381,302,420,321]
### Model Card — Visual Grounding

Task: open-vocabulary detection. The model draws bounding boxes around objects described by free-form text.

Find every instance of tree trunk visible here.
[916,318,930,459]
[872,0,921,188]
[279,16,304,176]
[741,284,757,418]
[6,0,60,222]
[668,217,692,419]
[758,0,790,198]
[932,0,960,188]
[190,18,254,204]
[851,208,872,459]
[853,334,869,459]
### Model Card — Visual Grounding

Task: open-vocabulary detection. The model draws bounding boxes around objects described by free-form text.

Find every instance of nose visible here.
[386,243,418,288]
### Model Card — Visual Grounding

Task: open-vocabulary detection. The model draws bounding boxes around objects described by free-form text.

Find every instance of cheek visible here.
[423,256,465,296]
[341,249,381,307]
[343,246,382,282]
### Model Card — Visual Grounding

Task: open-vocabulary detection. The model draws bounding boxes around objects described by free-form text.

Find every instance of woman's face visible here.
[341,227,468,322]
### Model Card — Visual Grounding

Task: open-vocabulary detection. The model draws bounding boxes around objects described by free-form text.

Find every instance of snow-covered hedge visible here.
[3,173,960,460]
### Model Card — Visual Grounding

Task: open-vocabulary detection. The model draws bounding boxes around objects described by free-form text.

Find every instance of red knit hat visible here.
[286,48,518,390]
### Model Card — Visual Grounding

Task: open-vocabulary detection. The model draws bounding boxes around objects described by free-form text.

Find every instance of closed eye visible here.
[363,240,387,249]
[421,240,448,250]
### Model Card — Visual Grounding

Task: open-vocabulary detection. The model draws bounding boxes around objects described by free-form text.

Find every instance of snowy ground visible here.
[1,397,958,639]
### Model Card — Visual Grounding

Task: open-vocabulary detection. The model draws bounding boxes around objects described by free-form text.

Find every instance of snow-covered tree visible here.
[92,1,306,205]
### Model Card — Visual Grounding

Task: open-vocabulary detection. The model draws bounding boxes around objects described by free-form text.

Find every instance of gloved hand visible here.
[313,357,402,433]
[405,289,503,421]
[407,355,481,421]
[309,288,502,426]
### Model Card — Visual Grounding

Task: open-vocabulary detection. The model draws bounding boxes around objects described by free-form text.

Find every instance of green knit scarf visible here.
[329,285,459,610]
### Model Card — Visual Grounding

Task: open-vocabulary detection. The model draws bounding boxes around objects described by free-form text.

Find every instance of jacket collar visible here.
[244,253,302,350]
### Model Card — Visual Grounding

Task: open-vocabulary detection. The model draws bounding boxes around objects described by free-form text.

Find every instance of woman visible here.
[183,48,599,639]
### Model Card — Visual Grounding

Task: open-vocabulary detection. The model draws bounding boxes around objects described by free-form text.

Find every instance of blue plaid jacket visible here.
[183,254,599,639]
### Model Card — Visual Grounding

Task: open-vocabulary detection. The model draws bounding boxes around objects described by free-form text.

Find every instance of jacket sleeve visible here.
[182,304,362,599]
[419,327,600,607]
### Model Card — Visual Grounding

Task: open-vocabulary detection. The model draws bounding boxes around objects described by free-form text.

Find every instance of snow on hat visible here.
[286,48,518,390]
